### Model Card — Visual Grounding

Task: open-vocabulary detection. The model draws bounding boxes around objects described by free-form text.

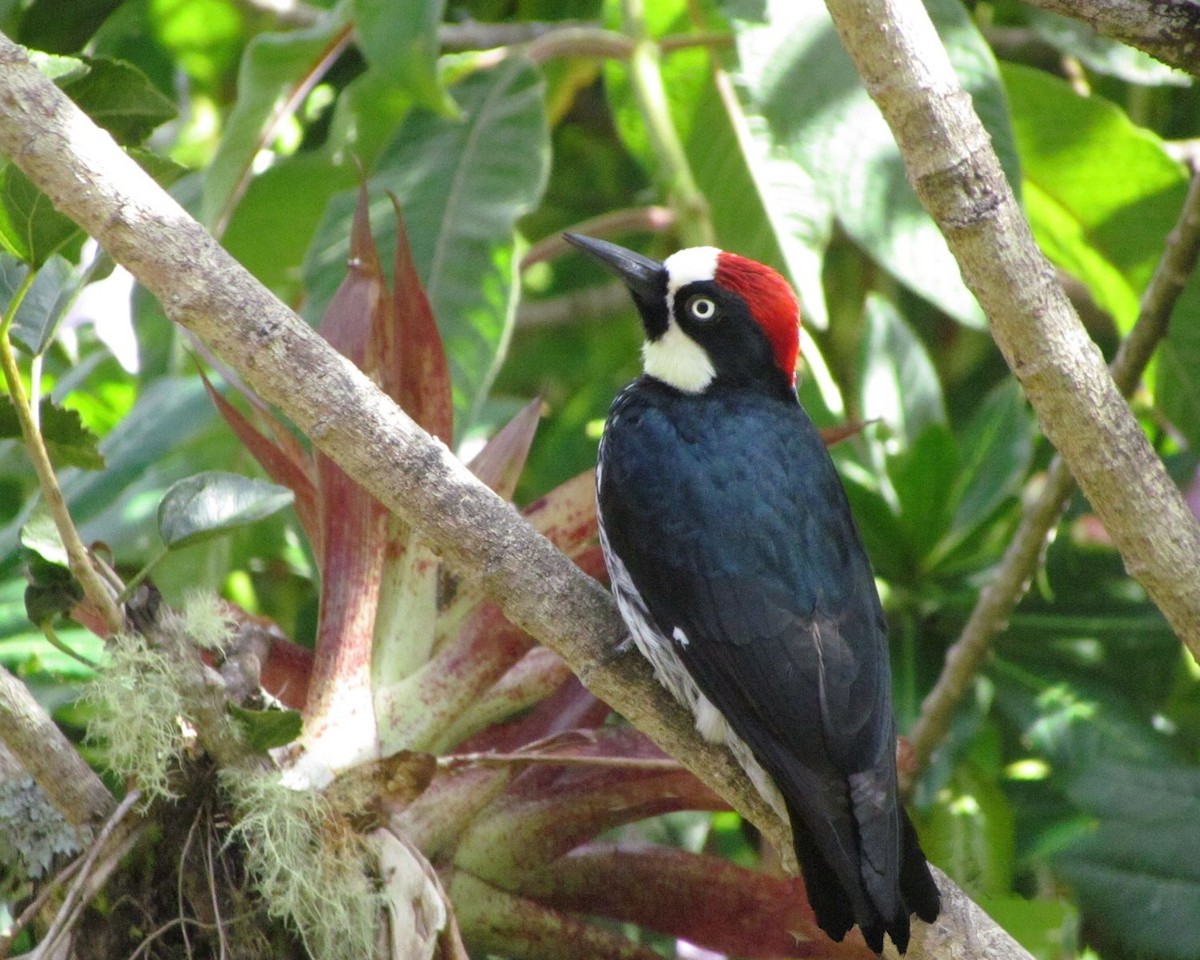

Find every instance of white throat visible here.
[642,246,720,393]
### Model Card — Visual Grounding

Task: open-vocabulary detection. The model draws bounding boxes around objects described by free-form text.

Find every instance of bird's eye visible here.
[687,296,716,321]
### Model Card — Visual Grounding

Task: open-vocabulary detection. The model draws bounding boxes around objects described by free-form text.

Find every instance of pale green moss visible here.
[85,632,189,803]
[180,591,237,653]
[222,769,381,960]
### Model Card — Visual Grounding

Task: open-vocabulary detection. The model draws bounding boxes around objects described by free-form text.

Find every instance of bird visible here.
[564,232,941,954]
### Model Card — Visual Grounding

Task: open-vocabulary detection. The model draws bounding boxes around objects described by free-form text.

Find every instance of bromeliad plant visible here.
[195,186,880,959]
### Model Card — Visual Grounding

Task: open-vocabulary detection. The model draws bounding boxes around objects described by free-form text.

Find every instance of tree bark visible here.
[0,32,1033,960]
[825,0,1200,660]
[1021,0,1200,77]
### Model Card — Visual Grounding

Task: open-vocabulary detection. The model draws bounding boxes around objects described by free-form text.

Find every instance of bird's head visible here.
[565,233,800,396]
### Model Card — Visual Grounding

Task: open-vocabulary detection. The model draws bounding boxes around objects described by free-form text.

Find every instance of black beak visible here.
[563,233,665,305]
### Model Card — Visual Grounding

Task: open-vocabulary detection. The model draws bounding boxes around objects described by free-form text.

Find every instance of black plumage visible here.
[566,231,940,953]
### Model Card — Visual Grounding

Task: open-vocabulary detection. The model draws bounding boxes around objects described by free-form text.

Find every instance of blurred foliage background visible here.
[2,0,1200,958]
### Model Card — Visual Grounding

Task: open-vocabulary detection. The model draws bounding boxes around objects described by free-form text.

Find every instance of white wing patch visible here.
[672,626,689,646]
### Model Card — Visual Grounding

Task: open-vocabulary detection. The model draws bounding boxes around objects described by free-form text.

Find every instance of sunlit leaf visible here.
[201,15,351,231]
[0,166,80,267]
[228,702,303,752]
[724,0,1019,328]
[0,398,104,470]
[352,0,454,114]
[4,254,71,356]
[859,294,946,445]
[305,58,550,436]
[60,56,177,146]
[19,504,68,567]
[157,471,293,550]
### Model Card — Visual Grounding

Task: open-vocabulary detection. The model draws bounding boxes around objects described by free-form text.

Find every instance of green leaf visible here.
[0,166,80,267]
[352,0,454,114]
[922,760,1015,899]
[0,398,104,470]
[228,703,303,752]
[887,424,958,563]
[7,254,72,356]
[127,146,189,188]
[1027,9,1191,87]
[201,14,350,231]
[1056,761,1200,959]
[1003,63,1187,331]
[59,57,177,146]
[22,552,82,627]
[946,380,1034,546]
[157,472,293,550]
[859,294,946,445]
[725,0,1019,328]
[19,504,68,567]
[305,58,550,435]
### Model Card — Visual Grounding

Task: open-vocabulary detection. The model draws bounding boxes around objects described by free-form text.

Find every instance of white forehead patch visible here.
[664,247,720,311]
[641,246,721,393]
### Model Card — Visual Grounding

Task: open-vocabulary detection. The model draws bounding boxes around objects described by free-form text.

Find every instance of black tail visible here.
[789,805,940,955]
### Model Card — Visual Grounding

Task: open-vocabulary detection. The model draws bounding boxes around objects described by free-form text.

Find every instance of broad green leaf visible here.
[859,294,946,446]
[887,424,958,564]
[0,398,104,470]
[228,703,303,751]
[983,896,1077,960]
[1158,287,1200,450]
[1003,63,1187,331]
[922,761,1015,899]
[19,0,123,55]
[127,146,188,188]
[724,0,1020,328]
[23,552,82,626]
[201,13,350,231]
[29,52,90,85]
[8,254,72,356]
[603,0,829,327]
[1056,761,1200,959]
[1027,9,1191,87]
[946,380,1034,545]
[60,57,177,146]
[19,505,68,567]
[352,0,454,114]
[305,58,550,435]
[157,471,293,549]
[0,166,80,267]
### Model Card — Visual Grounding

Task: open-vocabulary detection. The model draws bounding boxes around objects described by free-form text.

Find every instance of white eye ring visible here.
[688,296,716,321]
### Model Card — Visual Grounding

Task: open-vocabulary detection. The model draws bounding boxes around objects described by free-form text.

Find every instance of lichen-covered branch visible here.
[1020,0,1200,78]
[0,33,1029,959]
[0,665,114,826]
[825,0,1200,661]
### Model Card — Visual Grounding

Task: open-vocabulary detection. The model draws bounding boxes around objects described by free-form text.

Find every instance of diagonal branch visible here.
[1019,0,1200,78]
[903,171,1200,789]
[0,33,1029,960]
[825,0,1200,660]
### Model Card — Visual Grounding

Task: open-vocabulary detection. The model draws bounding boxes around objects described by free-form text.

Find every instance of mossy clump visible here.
[222,769,381,960]
[85,631,190,803]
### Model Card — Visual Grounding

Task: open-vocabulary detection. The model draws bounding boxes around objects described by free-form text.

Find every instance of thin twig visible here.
[0,855,84,957]
[903,169,1200,789]
[37,790,143,958]
[0,323,123,637]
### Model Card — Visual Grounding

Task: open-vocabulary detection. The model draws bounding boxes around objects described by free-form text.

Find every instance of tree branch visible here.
[0,664,114,826]
[0,33,1029,959]
[824,0,1200,660]
[904,170,1200,789]
[1019,0,1200,77]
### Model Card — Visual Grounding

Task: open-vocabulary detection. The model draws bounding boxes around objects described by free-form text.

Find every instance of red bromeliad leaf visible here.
[377,602,536,753]
[446,870,663,960]
[395,763,521,861]
[450,649,577,752]
[320,183,385,364]
[467,396,543,499]
[200,372,321,553]
[453,727,726,876]
[521,843,873,960]
[389,194,453,443]
[259,632,313,710]
[524,469,598,557]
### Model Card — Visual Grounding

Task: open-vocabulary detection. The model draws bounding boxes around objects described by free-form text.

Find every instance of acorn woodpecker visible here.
[565,233,941,954]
